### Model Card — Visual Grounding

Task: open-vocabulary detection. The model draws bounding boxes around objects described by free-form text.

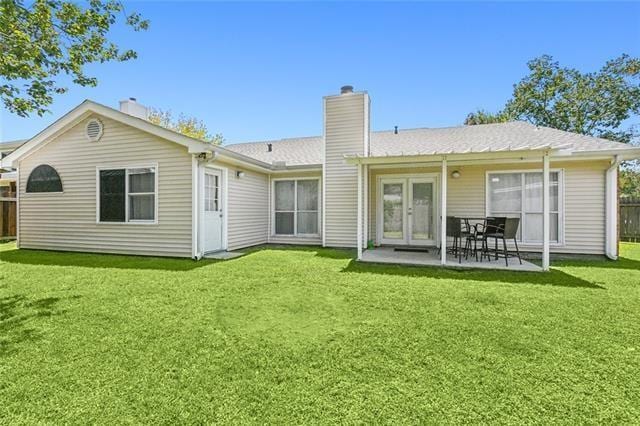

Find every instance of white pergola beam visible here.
[440,158,447,265]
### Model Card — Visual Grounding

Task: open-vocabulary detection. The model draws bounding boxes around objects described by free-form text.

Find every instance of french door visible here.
[379,176,437,246]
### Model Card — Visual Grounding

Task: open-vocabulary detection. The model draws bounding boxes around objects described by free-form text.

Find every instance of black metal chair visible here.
[481,217,522,266]
[463,218,482,262]
[477,217,505,258]
[438,216,472,263]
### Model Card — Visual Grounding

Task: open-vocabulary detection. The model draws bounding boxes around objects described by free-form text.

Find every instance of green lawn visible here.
[1,242,639,424]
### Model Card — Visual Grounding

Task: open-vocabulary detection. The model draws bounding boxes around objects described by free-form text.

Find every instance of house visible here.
[2,87,640,271]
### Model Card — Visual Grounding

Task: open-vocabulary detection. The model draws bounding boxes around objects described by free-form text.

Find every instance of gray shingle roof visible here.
[225,121,633,166]
[225,136,323,166]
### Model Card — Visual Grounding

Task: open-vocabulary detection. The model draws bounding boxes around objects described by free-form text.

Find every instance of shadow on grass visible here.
[0,293,75,357]
[248,244,355,260]
[0,248,217,272]
[341,260,604,289]
[555,256,640,271]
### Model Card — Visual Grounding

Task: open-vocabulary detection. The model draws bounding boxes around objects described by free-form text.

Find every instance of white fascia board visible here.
[345,148,558,165]
[569,148,640,161]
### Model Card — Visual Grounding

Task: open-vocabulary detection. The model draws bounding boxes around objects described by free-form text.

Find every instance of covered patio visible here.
[347,144,620,272]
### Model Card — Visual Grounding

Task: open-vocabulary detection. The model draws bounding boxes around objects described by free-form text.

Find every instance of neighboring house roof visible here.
[0,139,27,154]
[227,121,638,165]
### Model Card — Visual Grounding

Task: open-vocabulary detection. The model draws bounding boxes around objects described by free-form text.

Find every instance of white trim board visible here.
[95,162,159,226]
[270,176,322,239]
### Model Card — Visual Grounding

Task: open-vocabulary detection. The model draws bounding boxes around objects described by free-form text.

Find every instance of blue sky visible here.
[1,1,639,144]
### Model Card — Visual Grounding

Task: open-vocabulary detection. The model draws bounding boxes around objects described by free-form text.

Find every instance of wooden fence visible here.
[0,199,16,239]
[620,197,640,242]
[0,181,16,240]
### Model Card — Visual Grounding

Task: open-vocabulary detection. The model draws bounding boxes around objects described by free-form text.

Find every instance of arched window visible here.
[26,165,63,193]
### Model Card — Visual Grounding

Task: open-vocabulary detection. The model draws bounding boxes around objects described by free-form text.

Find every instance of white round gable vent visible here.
[85,118,104,142]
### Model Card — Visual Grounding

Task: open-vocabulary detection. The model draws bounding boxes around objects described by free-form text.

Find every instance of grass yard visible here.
[1,242,639,424]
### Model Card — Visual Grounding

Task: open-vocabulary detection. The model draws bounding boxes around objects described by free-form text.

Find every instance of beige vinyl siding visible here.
[323,93,367,248]
[221,163,269,250]
[368,160,608,255]
[18,116,192,257]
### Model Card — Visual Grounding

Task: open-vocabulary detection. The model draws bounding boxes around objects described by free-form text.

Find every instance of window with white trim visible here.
[274,179,319,236]
[99,167,157,223]
[487,171,561,243]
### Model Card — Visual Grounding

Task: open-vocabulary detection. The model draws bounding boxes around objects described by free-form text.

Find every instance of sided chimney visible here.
[119,97,149,120]
[323,85,370,248]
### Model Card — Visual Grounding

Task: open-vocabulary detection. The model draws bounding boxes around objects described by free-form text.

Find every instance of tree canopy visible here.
[465,55,640,144]
[148,108,224,145]
[0,0,149,117]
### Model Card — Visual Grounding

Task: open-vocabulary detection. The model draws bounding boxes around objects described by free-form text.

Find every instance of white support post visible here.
[440,158,447,265]
[357,163,363,260]
[542,153,550,271]
[363,164,369,249]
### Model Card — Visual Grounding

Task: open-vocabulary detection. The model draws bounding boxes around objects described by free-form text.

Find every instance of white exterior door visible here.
[408,178,437,246]
[202,169,223,253]
[379,176,437,246]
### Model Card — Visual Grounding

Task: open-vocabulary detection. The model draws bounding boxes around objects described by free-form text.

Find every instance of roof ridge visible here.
[228,121,535,146]
[227,135,322,147]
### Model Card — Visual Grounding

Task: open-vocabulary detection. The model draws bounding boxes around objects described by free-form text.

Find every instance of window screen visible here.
[273,179,319,236]
[100,169,126,222]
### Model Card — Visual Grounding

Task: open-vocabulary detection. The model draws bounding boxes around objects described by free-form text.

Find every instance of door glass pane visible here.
[412,182,433,240]
[489,173,522,212]
[275,212,294,234]
[297,180,318,211]
[275,181,294,211]
[204,174,217,212]
[297,212,318,234]
[383,183,403,239]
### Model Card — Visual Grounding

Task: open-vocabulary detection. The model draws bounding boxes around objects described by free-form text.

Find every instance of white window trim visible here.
[485,168,565,246]
[271,177,321,237]
[96,163,159,225]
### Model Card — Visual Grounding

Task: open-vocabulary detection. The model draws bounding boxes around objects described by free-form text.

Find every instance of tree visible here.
[465,55,640,143]
[148,108,224,145]
[620,167,640,198]
[464,109,510,125]
[0,0,149,117]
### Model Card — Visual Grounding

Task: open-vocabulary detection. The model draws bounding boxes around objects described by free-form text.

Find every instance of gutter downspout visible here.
[192,154,202,260]
[605,155,621,260]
